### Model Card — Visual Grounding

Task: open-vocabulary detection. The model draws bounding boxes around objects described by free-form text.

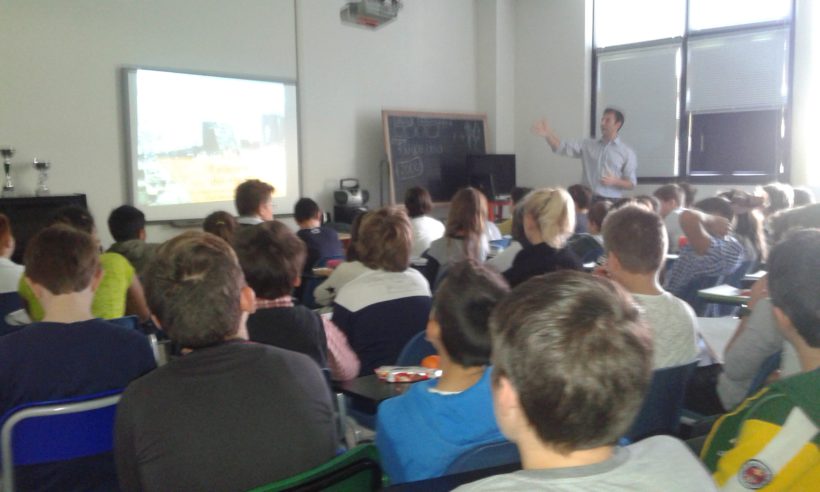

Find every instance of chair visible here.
[444,440,521,475]
[395,330,436,366]
[1,389,122,492]
[745,350,782,398]
[624,360,698,442]
[108,314,140,331]
[301,255,346,309]
[676,275,724,317]
[0,292,24,337]
[708,260,753,317]
[247,443,384,492]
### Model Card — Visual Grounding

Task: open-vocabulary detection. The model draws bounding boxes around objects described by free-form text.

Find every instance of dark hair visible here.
[490,271,651,453]
[587,200,612,230]
[0,213,13,249]
[50,206,95,234]
[346,210,370,262]
[719,190,767,264]
[446,187,487,260]
[679,182,697,207]
[108,205,145,242]
[234,221,306,299]
[762,182,794,216]
[234,179,274,216]
[433,261,509,367]
[768,228,820,348]
[203,211,238,245]
[294,197,321,223]
[604,107,625,129]
[695,196,734,222]
[144,231,245,348]
[404,187,434,218]
[635,195,660,214]
[568,184,593,210]
[24,224,100,295]
[510,187,533,206]
[356,206,412,272]
[793,187,815,207]
[769,203,820,244]
[603,206,667,274]
[653,184,685,206]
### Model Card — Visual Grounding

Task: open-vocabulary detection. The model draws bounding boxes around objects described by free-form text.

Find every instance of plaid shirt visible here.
[255,296,360,381]
[664,235,744,296]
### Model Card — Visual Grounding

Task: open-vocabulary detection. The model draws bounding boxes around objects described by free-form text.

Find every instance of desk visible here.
[742,270,766,286]
[487,199,511,222]
[334,374,412,414]
[697,284,750,305]
[696,317,737,364]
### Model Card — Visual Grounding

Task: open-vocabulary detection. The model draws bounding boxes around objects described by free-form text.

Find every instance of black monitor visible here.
[0,194,88,264]
[466,154,516,200]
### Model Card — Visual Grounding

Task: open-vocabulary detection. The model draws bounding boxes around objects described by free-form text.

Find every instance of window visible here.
[593,0,793,183]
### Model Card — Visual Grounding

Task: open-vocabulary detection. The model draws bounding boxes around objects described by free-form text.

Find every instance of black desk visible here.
[383,462,520,491]
[334,374,412,414]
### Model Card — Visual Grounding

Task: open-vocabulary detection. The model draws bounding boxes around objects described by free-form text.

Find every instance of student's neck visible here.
[298,219,321,229]
[797,345,820,373]
[41,293,96,323]
[613,270,663,296]
[435,354,485,393]
[519,435,615,470]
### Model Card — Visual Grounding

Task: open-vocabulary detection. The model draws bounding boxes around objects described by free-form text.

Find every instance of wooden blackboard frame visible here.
[382,110,489,204]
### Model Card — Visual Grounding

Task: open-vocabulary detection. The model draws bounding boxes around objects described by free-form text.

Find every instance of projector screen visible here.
[124,68,300,222]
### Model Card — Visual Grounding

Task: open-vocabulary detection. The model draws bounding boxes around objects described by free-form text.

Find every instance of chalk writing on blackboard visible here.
[396,156,424,181]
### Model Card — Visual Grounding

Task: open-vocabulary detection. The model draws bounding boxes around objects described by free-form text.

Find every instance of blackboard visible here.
[382,110,488,203]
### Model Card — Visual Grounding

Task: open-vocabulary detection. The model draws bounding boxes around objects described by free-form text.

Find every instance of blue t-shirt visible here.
[297,226,344,271]
[376,367,506,483]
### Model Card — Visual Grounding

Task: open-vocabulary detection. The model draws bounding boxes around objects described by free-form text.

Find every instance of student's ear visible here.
[138,228,147,241]
[606,251,622,275]
[292,276,302,288]
[772,305,801,345]
[239,285,257,314]
[493,375,524,439]
[89,267,104,293]
[426,315,441,344]
[24,276,45,301]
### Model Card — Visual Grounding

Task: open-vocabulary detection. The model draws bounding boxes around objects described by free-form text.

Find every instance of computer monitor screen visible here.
[466,154,516,200]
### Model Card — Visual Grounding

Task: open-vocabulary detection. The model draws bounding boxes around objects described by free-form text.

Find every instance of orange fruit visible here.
[420,355,440,369]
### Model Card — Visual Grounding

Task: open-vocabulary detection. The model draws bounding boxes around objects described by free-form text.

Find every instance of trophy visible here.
[33,158,51,196]
[1,147,14,197]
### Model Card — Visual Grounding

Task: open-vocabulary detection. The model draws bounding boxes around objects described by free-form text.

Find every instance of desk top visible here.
[696,316,737,364]
[334,374,413,413]
[697,284,750,305]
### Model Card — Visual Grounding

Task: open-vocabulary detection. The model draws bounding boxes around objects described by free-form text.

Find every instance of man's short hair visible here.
[510,187,533,206]
[603,206,668,274]
[294,198,321,223]
[567,184,593,211]
[587,200,612,230]
[404,186,433,218]
[654,184,685,206]
[50,205,95,234]
[635,195,660,214]
[695,196,734,222]
[234,179,274,216]
[762,182,794,215]
[144,231,245,348]
[768,228,820,348]
[108,205,146,242]
[356,206,412,272]
[490,271,651,453]
[24,224,100,295]
[604,107,625,129]
[433,261,509,367]
[234,221,307,299]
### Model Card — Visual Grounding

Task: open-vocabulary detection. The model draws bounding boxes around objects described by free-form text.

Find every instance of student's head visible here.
[587,200,612,235]
[446,187,488,259]
[294,197,321,224]
[356,206,412,272]
[769,203,820,244]
[510,186,533,207]
[144,231,252,348]
[653,184,685,217]
[490,271,651,453]
[24,224,100,296]
[695,196,734,223]
[634,195,660,215]
[792,187,815,207]
[108,205,146,242]
[0,213,15,257]
[567,184,593,212]
[521,188,575,248]
[346,210,370,262]
[768,228,820,349]
[234,179,274,220]
[50,205,96,235]
[404,186,434,219]
[203,211,238,245]
[428,261,509,367]
[234,221,307,299]
[679,182,697,207]
[762,182,794,216]
[719,189,767,263]
[603,206,667,276]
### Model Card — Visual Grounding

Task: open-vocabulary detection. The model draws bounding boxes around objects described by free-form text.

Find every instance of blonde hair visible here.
[523,188,575,249]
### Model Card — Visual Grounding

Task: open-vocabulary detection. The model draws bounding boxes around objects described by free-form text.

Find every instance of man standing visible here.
[532,108,637,200]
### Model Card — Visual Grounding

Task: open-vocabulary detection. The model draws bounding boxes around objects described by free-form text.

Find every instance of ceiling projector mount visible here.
[340,0,403,29]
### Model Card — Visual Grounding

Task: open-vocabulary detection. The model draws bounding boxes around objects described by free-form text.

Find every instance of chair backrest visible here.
[247,444,383,492]
[1,389,122,491]
[444,440,521,475]
[395,330,436,366]
[0,292,22,317]
[746,350,782,398]
[624,360,698,442]
[108,315,140,331]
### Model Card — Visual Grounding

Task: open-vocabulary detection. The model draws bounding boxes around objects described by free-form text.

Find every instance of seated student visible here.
[333,206,432,376]
[654,184,686,253]
[719,189,767,272]
[377,261,509,483]
[602,206,698,368]
[0,225,156,491]
[486,200,530,273]
[405,186,445,258]
[663,197,745,301]
[106,204,159,275]
[793,186,815,207]
[701,229,820,490]
[19,206,151,322]
[503,187,581,287]
[568,184,593,233]
[314,211,371,307]
[294,197,344,271]
[456,272,716,491]
[203,210,239,244]
[497,186,533,236]
[115,231,338,492]
[566,199,611,264]
[234,178,274,226]
[0,213,23,293]
[234,221,359,381]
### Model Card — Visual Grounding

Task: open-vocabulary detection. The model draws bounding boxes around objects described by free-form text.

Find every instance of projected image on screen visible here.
[126,69,300,222]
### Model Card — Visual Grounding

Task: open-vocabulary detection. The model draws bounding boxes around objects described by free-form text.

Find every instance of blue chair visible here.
[0,292,24,337]
[624,361,698,442]
[395,330,436,366]
[301,255,346,309]
[444,440,520,475]
[745,350,782,398]
[1,389,123,492]
[107,314,140,331]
